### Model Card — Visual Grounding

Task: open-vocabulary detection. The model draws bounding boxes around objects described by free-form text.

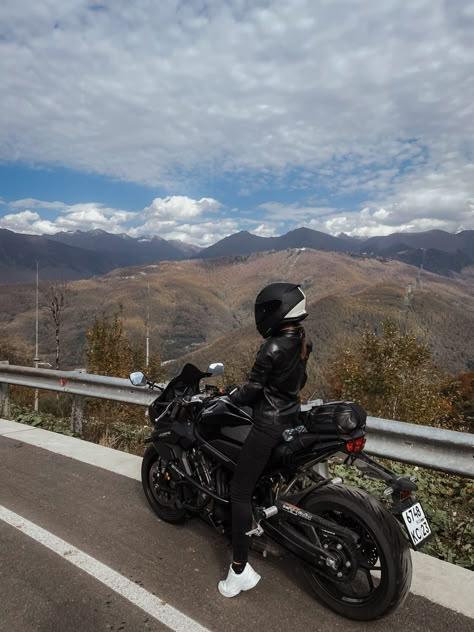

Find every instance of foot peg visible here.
[246,506,278,537]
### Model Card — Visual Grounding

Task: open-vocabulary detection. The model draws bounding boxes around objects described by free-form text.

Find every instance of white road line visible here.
[0,505,212,632]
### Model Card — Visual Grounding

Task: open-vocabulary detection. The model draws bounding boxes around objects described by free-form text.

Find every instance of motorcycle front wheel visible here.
[301,484,412,621]
[141,445,188,523]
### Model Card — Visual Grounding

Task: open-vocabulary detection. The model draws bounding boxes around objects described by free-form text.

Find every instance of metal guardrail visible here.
[0,363,473,478]
[0,362,159,433]
[365,417,473,478]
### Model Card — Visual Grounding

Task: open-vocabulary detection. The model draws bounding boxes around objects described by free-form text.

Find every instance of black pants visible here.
[230,423,283,563]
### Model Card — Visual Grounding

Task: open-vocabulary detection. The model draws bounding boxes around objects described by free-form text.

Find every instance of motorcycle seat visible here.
[209,431,324,467]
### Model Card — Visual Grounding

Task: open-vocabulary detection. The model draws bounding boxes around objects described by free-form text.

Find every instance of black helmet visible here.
[255,282,308,338]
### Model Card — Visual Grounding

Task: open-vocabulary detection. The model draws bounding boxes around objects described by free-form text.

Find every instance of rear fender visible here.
[281,477,339,506]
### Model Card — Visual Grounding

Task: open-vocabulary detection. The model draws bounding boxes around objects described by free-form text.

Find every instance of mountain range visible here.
[195,227,474,276]
[0,228,191,283]
[195,227,349,258]
[0,226,473,284]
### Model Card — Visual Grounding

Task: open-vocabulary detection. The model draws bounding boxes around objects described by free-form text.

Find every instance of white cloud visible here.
[1,1,474,236]
[150,219,241,246]
[260,202,337,222]
[0,201,133,235]
[251,223,279,238]
[0,195,238,246]
[0,0,472,207]
[256,161,474,236]
[129,195,225,242]
[142,196,221,221]
[0,210,59,234]
[9,198,67,209]
[2,179,473,244]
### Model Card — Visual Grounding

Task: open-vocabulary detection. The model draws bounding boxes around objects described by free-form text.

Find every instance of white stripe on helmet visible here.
[283,294,307,320]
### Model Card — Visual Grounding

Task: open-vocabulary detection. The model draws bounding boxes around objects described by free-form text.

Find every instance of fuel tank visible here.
[196,398,254,463]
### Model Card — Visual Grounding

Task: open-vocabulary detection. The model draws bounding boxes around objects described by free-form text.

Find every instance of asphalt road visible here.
[0,435,472,632]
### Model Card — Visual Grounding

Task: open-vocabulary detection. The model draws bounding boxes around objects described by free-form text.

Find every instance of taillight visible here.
[400,490,412,500]
[345,437,366,453]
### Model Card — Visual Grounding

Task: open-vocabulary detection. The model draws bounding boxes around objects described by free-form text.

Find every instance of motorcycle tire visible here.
[301,484,412,621]
[141,445,187,524]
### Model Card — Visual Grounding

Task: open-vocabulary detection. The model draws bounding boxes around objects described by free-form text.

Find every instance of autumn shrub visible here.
[0,337,33,366]
[455,372,474,433]
[0,337,34,407]
[86,311,163,426]
[328,320,462,428]
[38,392,73,417]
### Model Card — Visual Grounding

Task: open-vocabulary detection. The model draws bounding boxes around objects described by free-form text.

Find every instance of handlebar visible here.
[146,380,164,391]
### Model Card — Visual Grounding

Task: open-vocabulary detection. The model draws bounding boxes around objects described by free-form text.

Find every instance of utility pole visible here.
[401,283,414,336]
[416,248,425,289]
[34,261,40,412]
[145,283,150,368]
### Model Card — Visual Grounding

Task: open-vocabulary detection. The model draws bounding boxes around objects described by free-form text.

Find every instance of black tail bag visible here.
[303,400,367,439]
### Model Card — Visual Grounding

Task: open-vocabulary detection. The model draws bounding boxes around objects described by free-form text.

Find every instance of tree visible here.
[45,280,70,369]
[455,371,474,433]
[85,311,163,426]
[328,320,460,427]
[87,312,132,377]
[87,312,162,380]
[0,337,32,366]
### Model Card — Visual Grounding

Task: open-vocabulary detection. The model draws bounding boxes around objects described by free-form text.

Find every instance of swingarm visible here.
[248,500,360,579]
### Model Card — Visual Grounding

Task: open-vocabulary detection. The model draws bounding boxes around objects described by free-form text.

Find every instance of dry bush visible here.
[0,337,32,366]
[328,320,462,428]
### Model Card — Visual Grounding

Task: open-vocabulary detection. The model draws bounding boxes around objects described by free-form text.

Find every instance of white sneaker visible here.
[218,563,261,598]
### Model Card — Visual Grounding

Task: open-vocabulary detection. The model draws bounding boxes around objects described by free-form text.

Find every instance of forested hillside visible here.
[1,249,473,377]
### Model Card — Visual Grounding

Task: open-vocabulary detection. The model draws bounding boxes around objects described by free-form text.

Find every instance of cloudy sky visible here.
[0,0,473,245]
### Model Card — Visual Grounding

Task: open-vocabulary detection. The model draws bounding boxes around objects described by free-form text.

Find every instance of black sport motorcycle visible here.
[130,362,432,621]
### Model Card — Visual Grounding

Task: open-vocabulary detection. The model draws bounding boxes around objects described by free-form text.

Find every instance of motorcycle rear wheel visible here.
[141,445,187,523]
[301,484,412,621]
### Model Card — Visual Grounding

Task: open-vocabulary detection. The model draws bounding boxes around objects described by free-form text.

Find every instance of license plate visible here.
[402,502,431,547]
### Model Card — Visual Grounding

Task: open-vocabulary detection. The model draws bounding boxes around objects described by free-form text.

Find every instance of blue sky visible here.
[1,1,473,245]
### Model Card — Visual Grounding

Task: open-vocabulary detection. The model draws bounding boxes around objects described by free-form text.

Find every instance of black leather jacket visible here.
[230,326,312,426]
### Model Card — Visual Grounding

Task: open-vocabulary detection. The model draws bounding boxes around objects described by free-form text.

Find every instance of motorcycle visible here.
[130,362,431,621]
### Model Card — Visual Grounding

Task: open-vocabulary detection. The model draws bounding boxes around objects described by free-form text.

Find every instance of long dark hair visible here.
[280,323,307,359]
[298,325,307,360]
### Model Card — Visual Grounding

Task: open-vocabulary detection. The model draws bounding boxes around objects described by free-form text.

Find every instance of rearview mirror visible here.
[129,371,147,386]
[207,362,224,377]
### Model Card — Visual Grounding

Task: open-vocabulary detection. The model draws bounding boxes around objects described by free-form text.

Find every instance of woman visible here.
[218,282,312,597]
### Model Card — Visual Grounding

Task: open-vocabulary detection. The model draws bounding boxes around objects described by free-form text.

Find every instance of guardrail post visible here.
[71,395,84,435]
[0,361,10,418]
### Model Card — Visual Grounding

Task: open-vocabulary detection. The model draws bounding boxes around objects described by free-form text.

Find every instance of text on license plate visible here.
[402,502,431,547]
